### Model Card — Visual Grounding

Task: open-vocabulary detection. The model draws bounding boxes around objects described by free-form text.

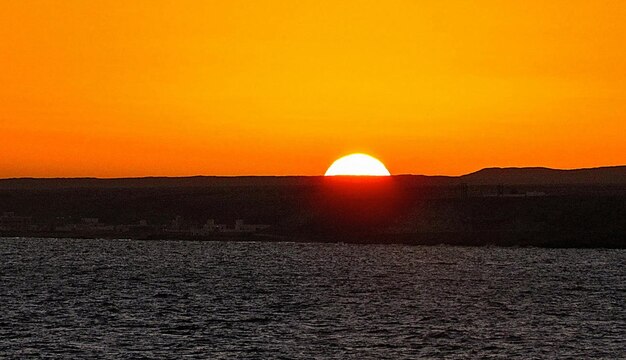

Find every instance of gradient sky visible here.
[1,1,625,177]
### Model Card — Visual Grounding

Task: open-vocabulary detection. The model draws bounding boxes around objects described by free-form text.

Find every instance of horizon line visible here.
[2,164,625,181]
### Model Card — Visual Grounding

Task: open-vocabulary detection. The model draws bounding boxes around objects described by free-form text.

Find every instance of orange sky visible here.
[1,1,625,177]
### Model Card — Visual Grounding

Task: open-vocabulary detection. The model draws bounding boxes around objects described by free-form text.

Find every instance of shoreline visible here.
[2,230,624,249]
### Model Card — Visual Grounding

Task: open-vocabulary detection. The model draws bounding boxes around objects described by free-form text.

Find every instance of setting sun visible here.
[325,154,391,176]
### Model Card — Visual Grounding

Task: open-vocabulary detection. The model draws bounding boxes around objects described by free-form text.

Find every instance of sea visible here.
[1,238,624,359]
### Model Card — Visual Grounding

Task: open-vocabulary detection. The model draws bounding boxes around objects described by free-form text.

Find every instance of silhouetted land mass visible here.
[460,166,626,185]
[1,166,625,248]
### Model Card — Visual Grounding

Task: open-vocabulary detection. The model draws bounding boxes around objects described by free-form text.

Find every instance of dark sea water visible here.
[1,238,625,359]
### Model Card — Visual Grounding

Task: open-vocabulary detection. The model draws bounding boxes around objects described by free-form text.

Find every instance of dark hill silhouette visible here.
[460,166,626,185]
[0,176,317,190]
[1,167,625,248]
[0,166,624,189]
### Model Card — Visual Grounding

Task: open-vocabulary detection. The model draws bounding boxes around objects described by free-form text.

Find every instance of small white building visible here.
[232,219,270,233]
[192,219,270,235]
[203,219,227,232]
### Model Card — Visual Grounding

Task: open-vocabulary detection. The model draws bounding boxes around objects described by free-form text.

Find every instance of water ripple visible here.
[1,238,625,358]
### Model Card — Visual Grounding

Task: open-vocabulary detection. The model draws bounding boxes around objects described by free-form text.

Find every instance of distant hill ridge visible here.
[460,166,626,185]
[0,166,625,189]
[0,176,316,189]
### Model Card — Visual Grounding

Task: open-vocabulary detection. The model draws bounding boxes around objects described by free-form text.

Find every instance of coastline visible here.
[2,230,624,249]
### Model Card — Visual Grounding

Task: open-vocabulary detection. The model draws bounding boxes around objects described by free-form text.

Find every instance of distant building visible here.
[56,217,115,232]
[170,216,183,230]
[231,219,270,233]
[191,219,270,235]
[0,212,32,231]
[525,191,546,197]
[203,219,226,232]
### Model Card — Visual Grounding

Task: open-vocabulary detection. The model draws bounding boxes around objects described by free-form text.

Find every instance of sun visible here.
[325,153,391,176]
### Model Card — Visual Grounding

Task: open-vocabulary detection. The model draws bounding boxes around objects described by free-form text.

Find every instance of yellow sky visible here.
[1,1,625,177]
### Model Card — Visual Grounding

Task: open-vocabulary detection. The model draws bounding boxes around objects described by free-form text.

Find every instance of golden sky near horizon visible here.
[1,1,625,177]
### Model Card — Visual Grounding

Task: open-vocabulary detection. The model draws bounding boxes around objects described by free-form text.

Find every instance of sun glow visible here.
[325,153,391,176]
